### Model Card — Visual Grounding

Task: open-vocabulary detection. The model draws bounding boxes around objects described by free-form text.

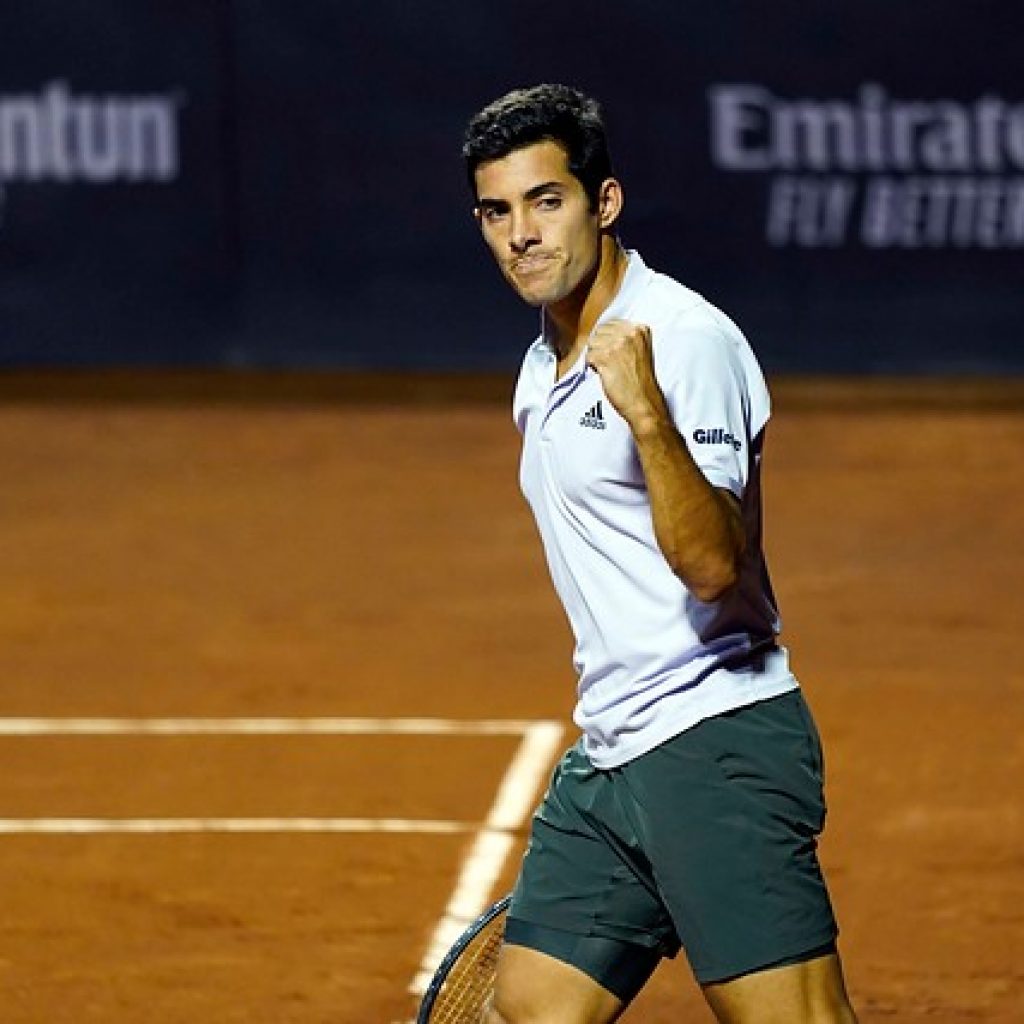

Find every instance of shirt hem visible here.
[583,675,799,769]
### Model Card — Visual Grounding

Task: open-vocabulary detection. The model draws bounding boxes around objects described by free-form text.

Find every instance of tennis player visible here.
[462,85,859,1023]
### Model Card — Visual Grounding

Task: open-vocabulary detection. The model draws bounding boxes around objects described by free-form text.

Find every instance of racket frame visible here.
[416,894,511,1024]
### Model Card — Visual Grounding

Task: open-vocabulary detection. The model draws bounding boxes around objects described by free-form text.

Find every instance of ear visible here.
[597,177,623,230]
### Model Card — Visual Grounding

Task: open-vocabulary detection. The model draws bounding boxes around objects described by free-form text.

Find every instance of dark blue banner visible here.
[1,2,1021,373]
[0,2,235,364]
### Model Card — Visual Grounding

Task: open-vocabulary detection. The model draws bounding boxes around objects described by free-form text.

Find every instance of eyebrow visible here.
[477,181,566,209]
[524,180,565,200]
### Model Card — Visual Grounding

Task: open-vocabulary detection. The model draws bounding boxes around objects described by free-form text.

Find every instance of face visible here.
[473,140,620,308]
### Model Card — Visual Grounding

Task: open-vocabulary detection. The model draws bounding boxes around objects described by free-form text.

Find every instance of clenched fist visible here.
[586,320,670,432]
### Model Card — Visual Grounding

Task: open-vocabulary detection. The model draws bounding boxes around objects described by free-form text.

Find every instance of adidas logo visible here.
[579,400,607,430]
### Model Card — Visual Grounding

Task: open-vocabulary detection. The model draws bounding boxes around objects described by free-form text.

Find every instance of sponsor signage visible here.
[0,80,182,184]
[710,83,1024,249]
[0,81,183,229]
[0,4,1020,372]
[0,3,230,366]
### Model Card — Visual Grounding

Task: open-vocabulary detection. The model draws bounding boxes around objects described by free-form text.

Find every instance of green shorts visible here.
[506,690,839,994]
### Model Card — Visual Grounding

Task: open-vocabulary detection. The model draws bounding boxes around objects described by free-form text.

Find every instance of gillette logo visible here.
[693,427,742,452]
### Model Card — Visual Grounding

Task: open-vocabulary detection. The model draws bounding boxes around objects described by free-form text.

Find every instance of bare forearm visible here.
[630,403,745,602]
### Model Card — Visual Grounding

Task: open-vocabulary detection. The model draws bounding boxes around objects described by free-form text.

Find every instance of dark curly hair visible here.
[463,84,614,210]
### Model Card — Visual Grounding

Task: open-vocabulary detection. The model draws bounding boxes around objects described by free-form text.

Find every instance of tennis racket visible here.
[416,895,510,1023]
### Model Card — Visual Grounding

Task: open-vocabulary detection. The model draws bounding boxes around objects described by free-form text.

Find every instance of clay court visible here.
[0,375,1021,1022]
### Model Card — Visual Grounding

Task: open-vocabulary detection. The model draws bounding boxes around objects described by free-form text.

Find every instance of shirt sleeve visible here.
[654,321,765,498]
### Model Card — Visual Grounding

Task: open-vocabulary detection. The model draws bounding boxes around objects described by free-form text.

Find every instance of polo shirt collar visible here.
[594,248,650,327]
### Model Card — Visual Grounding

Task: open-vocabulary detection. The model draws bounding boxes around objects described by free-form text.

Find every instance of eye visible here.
[537,195,562,211]
[480,206,508,224]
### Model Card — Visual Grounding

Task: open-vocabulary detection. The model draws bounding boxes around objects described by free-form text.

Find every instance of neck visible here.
[546,237,629,362]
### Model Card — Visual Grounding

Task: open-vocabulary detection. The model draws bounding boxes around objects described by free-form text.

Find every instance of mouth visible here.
[509,253,556,276]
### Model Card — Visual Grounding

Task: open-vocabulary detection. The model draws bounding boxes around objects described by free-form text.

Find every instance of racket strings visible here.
[428,914,504,1023]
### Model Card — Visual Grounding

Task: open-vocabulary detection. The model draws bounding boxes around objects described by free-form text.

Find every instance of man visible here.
[463,84,858,1024]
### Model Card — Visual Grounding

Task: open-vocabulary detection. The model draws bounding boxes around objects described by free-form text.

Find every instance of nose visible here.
[509,207,540,255]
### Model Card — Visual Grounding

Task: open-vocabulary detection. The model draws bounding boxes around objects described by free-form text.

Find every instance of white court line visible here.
[0,718,559,838]
[0,713,566,1001]
[0,817,474,835]
[0,717,542,736]
[408,720,564,996]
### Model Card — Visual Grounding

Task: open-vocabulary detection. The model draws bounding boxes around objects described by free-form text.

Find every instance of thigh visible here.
[701,950,857,1024]
[623,691,839,985]
[488,941,627,1024]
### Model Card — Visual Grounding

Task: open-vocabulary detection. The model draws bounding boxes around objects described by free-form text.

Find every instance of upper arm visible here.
[654,325,763,500]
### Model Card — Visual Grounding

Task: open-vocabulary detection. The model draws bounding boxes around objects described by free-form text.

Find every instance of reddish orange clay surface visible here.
[0,375,1021,1022]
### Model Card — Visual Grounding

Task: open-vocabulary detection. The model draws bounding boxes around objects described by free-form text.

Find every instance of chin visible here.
[526,278,575,306]
[509,281,554,307]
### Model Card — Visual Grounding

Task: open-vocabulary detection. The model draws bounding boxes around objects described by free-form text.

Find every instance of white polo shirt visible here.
[513,251,797,768]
